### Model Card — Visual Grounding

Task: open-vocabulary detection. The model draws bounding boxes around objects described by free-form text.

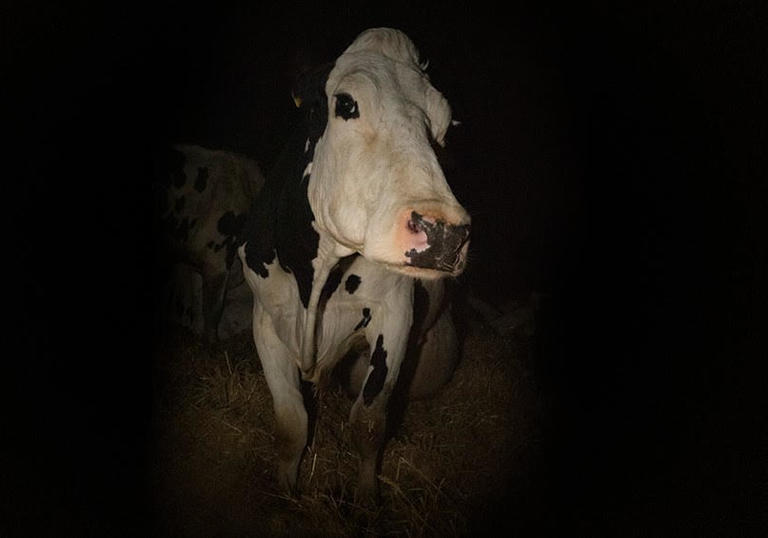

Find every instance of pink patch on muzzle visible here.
[405,215,431,253]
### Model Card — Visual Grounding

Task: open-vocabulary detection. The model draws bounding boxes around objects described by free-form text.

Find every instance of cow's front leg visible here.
[252,306,307,494]
[350,297,413,503]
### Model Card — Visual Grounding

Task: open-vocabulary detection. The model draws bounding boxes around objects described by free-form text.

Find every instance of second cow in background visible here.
[155,144,265,343]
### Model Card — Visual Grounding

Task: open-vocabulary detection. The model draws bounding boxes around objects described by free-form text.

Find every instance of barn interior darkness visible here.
[5,1,765,535]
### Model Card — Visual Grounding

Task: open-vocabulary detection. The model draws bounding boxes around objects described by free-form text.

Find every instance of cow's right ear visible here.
[291,62,335,108]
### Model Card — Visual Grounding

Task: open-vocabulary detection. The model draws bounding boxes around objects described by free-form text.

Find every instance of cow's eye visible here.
[334,93,359,121]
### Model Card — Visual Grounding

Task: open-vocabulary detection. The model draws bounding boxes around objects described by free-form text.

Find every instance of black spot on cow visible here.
[320,256,357,301]
[273,155,323,308]
[217,211,247,268]
[194,166,208,192]
[217,211,239,237]
[252,249,273,279]
[242,64,331,306]
[363,334,388,406]
[354,307,372,331]
[174,196,185,213]
[318,256,359,316]
[345,274,361,294]
[322,264,344,297]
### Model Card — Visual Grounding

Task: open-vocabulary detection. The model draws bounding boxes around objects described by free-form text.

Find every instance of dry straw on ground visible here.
[150,309,540,537]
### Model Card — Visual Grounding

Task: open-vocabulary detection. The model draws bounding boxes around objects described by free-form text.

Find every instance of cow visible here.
[154,144,265,343]
[238,28,471,502]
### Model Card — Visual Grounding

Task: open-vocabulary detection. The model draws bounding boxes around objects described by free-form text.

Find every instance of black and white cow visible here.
[238,28,471,501]
[155,144,264,342]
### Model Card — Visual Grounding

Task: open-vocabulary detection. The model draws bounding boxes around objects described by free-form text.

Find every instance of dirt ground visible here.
[149,304,542,537]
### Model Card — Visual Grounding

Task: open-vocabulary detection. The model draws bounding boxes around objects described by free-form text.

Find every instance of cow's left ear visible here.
[291,62,335,108]
[425,85,452,146]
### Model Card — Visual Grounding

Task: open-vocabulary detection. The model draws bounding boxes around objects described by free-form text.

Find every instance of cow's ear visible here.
[291,62,335,109]
[425,85,452,146]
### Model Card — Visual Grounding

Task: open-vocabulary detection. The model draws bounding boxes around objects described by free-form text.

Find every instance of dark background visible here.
[4,1,766,535]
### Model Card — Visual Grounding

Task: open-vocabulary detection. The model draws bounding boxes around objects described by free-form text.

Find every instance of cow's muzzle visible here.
[404,211,471,274]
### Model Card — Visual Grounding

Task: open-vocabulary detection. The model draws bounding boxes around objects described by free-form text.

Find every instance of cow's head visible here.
[308,28,471,279]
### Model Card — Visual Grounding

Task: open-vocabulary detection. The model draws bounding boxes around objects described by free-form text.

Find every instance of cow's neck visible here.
[272,172,327,376]
[299,231,342,376]
[275,98,358,376]
[277,139,355,376]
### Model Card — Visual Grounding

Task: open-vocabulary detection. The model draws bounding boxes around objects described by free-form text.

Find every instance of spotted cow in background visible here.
[155,144,265,342]
[239,28,471,501]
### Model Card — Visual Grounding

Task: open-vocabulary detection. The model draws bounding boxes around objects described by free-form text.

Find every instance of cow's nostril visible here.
[406,218,421,234]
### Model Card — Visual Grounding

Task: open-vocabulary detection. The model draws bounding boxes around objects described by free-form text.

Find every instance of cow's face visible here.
[308,28,470,279]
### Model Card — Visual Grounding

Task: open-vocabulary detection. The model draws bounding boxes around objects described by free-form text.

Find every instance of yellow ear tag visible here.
[292,92,303,108]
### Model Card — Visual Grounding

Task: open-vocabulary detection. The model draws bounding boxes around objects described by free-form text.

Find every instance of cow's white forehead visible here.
[326,28,452,144]
[341,28,425,68]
